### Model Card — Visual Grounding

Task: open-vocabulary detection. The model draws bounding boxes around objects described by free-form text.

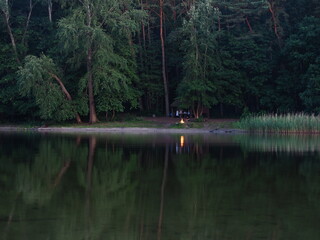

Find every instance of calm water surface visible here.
[0,132,320,240]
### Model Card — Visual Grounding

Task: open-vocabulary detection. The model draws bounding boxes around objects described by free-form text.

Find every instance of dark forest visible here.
[1,0,319,123]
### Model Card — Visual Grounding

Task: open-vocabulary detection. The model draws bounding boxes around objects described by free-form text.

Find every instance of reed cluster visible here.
[237,113,320,133]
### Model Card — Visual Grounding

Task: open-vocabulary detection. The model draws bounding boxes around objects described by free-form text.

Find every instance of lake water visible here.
[0,132,320,240]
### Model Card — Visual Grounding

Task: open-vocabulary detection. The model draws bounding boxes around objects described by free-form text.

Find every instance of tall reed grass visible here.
[237,113,320,133]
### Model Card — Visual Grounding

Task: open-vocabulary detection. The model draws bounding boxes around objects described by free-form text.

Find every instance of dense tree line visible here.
[0,0,319,123]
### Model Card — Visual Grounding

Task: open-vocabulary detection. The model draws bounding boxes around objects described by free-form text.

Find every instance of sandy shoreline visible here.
[0,126,245,134]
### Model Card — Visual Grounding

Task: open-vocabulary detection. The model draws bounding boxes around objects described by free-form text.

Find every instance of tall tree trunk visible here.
[171,0,177,28]
[48,0,52,22]
[87,46,98,123]
[192,101,203,119]
[137,31,145,111]
[49,72,82,123]
[245,16,253,33]
[85,1,98,124]
[22,0,35,45]
[267,0,282,45]
[142,22,146,50]
[159,0,170,116]
[1,1,20,64]
[141,0,146,50]
[127,31,135,57]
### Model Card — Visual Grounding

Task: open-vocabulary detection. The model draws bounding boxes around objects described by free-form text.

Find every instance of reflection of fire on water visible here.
[180,118,185,124]
[180,136,185,148]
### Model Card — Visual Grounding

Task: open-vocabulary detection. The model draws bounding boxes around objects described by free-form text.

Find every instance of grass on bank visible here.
[50,117,236,129]
[54,119,163,128]
[0,115,237,129]
[237,113,320,133]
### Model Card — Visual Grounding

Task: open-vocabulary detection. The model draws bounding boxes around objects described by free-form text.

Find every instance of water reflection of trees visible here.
[236,134,320,153]
[16,137,83,205]
[172,153,320,239]
[0,134,164,239]
[1,134,320,239]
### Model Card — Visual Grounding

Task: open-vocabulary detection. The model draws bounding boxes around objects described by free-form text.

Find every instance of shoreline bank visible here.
[0,126,245,134]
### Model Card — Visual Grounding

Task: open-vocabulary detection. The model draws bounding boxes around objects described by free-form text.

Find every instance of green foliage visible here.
[137,34,163,113]
[57,0,145,117]
[18,55,77,121]
[177,0,220,114]
[270,16,320,113]
[1,0,320,121]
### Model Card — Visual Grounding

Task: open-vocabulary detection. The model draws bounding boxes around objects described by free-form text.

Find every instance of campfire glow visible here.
[180,118,185,124]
